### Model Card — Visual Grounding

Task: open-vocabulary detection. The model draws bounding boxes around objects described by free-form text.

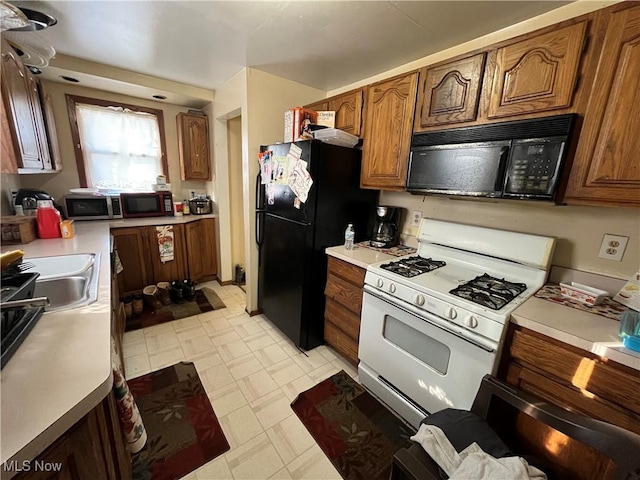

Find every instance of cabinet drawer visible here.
[324,297,361,341]
[514,365,640,435]
[324,320,359,365]
[327,256,366,286]
[510,329,640,414]
[324,273,363,315]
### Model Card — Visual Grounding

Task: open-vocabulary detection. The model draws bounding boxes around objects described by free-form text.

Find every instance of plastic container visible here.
[344,223,355,251]
[36,200,61,239]
[619,310,640,353]
[314,128,359,148]
[559,282,609,306]
[60,219,75,239]
[174,202,183,217]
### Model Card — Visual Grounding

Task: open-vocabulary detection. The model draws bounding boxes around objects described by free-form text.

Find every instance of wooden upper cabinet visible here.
[415,53,485,130]
[361,71,419,190]
[25,72,52,170]
[327,89,364,136]
[177,112,211,181]
[487,22,587,119]
[564,5,640,207]
[1,40,42,170]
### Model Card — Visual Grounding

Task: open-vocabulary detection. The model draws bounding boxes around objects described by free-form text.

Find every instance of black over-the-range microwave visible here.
[407,114,577,201]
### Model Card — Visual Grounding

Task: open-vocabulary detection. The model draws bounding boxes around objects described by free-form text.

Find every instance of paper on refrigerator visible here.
[258,151,272,184]
[288,158,313,203]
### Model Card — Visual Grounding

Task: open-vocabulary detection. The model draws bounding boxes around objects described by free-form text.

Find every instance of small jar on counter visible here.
[182,200,190,215]
[174,201,183,217]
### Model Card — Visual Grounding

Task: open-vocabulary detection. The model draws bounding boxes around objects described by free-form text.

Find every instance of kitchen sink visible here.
[29,254,100,313]
[22,253,95,280]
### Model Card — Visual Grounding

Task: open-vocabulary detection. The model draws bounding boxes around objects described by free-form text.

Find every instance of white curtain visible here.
[75,103,162,191]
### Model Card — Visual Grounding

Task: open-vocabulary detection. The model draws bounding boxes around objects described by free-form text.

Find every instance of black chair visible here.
[390,375,640,480]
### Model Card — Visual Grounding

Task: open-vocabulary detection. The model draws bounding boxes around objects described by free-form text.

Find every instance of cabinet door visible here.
[328,89,364,136]
[25,73,52,170]
[39,82,62,171]
[488,22,586,119]
[112,227,151,295]
[185,220,205,281]
[414,53,485,129]
[361,71,419,190]
[201,218,218,278]
[564,5,640,206]
[146,224,188,283]
[177,113,211,181]
[1,92,19,174]
[184,219,217,281]
[1,40,42,170]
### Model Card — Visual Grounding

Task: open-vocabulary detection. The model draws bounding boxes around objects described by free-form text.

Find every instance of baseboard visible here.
[218,279,235,286]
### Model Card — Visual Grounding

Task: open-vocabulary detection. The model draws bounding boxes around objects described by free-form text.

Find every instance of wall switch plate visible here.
[598,234,629,261]
[410,210,422,227]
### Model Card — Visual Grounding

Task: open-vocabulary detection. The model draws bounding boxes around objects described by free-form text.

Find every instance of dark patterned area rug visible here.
[128,362,230,480]
[126,287,226,331]
[291,370,415,480]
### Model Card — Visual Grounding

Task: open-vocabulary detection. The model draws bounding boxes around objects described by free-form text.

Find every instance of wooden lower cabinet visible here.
[323,257,366,365]
[499,324,640,478]
[112,218,218,296]
[13,391,130,480]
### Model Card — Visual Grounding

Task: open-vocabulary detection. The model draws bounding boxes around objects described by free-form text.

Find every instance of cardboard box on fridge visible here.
[315,111,335,128]
[284,108,318,142]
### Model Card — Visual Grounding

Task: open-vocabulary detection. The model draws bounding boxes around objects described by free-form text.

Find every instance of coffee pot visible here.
[370,206,402,248]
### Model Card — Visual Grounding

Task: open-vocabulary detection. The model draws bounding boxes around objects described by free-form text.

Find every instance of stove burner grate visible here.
[380,256,446,278]
[449,273,527,310]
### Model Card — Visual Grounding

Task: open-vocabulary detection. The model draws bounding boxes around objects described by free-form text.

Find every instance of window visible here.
[66,95,168,190]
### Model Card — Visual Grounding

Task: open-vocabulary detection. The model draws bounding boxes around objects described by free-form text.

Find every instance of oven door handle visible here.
[362,285,498,353]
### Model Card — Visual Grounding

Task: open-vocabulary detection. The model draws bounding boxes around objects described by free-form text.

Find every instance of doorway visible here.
[227,116,245,287]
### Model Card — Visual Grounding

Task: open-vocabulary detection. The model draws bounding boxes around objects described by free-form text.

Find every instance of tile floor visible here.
[123,281,359,480]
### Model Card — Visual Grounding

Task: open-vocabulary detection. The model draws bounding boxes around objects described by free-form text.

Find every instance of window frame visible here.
[65,94,169,188]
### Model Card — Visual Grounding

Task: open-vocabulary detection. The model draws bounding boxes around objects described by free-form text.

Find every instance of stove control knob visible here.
[388,283,396,294]
[376,278,384,288]
[413,294,425,306]
[445,307,457,320]
[465,315,479,329]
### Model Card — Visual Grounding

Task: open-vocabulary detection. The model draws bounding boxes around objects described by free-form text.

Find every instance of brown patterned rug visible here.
[128,362,230,480]
[126,287,226,332]
[291,370,415,480]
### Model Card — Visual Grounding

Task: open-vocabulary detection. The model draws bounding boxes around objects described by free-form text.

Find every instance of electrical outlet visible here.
[598,234,629,261]
[410,210,422,227]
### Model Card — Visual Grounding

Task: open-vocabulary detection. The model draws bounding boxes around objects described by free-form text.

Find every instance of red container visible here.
[36,200,62,239]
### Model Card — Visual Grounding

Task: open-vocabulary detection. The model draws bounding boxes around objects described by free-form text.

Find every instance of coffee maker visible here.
[370,206,402,248]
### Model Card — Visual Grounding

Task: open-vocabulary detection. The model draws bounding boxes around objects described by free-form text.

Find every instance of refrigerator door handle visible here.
[255,211,264,248]
[256,172,265,211]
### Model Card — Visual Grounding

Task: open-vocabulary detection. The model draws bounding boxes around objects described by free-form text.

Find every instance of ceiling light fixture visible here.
[0,2,29,31]
[60,75,79,83]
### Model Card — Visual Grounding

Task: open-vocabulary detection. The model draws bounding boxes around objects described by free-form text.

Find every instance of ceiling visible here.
[8,1,572,99]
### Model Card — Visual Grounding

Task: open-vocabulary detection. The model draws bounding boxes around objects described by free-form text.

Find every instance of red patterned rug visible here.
[291,370,415,480]
[126,287,226,332]
[128,362,229,480]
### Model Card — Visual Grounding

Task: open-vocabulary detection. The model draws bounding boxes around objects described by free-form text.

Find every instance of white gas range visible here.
[358,219,555,428]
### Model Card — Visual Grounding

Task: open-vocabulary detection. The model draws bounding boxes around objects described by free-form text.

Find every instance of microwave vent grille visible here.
[412,114,575,147]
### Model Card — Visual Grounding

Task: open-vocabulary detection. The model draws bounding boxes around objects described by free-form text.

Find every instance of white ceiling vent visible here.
[3,31,56,68]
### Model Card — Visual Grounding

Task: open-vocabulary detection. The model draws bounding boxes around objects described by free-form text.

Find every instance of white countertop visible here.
[0,222,114,471]
[108,213,216,228]
[511,296,640,372]
[325,245,397,269]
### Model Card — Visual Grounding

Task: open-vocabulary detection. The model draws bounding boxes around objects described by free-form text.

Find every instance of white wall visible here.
[227,116,245,271]
[209,70,248,285]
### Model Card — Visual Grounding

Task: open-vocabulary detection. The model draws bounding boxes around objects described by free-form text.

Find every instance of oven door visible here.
[358,287,499,427]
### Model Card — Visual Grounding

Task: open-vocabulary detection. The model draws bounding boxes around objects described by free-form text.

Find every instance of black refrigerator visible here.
[256,140,378,350]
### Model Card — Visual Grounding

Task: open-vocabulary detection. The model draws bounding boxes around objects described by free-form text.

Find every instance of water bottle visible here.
[344,223,355,251]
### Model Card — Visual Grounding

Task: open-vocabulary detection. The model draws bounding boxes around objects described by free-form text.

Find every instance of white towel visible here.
[156,225,174,263]
[410,424,547,480]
